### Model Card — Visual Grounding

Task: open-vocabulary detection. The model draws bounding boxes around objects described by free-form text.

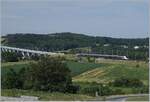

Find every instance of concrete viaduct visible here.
[1,46,64,59]
[1,46,128,60]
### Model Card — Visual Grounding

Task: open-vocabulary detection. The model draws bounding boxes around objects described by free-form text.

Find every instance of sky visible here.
[1,0,149,38]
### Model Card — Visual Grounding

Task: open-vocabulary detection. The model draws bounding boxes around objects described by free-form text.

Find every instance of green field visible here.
[2,60,149,85]
[126,95,149,101]
[67,61,107,76]
[1,61,31,76]
[1,60,149,100]
[73,60,149,85]
[1,61,106,77]
[2,89,95,101]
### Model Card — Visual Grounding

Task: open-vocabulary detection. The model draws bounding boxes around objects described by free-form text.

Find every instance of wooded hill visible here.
[1,32,149,60]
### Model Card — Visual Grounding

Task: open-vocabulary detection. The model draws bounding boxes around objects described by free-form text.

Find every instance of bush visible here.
[136,64,140,68]
[2,68,25,89]
[111,77,144,87]
[79,83,112,96]
[1,52,21,62]
[111,88,125,95]
[66,84,80,94]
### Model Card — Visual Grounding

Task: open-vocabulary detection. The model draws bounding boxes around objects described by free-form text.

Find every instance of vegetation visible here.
[1,33,149,101]
[2,32,148,60]
[1,52,22,62]
[110,77,144,87]
[126,95,149,101]
[2,89,95,101]
[75,82,148,96]
[67,61,106,76]
[2,57,79,93]
[2,59,149,96]
[73,60,149,85]
[2,68,25,89]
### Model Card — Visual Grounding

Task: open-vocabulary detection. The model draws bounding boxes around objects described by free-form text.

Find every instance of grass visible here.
[73,59,149,85]
[2,59,148,84]
[1,89,95,101]
[1,61,31,76]
[2,59,148,85]
[126,95,149,101]
[1,59,149,100]
[1,60,106,77]
[67,61,107,76]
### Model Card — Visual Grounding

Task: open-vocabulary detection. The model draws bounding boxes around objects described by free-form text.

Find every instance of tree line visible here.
[2,32,149,60]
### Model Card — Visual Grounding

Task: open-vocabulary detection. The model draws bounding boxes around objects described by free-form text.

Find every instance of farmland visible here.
[73,60,149,85]
[1,59,149,100]
[2,59,148,85]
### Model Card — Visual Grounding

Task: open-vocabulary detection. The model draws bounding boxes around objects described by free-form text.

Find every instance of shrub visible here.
[79,83,112,96]
[112,77,144,87]
[2,68,25,89]
[136,64,140,68]
[1,52,21,62]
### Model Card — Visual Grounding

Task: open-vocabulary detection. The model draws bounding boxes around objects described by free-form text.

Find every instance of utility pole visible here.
[134,53,136,61]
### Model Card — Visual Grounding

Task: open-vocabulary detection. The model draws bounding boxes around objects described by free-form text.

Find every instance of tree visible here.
[111,77,144,87]
[24,56,77,93]
[2,68,25,89]
[1,52,21,62]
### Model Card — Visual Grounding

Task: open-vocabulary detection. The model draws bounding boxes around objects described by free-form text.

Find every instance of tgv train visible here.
[76,53,128,60]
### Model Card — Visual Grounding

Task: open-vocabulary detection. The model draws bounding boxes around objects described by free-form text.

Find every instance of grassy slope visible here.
[67,61,107,76]
[1,61,31,76]
[73,60,149,85]
[1,61,105,77]
[2,60,149,85]
[2,89,95,101]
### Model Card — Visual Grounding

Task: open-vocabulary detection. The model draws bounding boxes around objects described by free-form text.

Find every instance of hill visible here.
[73,60,149,85]
[1,32,149,60]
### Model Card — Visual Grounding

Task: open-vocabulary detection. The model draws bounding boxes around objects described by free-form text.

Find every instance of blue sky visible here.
[1,0,149,38]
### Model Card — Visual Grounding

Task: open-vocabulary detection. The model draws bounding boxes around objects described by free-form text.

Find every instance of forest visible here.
[2,32,149,60]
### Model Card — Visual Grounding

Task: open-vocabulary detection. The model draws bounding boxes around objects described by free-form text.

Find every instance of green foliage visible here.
[23,56,78,93]
[1,52,22,62]
[111,77,144,87]
[2,89,94,101]
[2,68,25,89]
[2,33,148,60]
[78,82,117,96]
[136,64,140,68]
[2,57,79,93]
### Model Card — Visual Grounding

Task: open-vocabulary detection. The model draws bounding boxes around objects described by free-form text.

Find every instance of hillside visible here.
[1,32,149,60]
[73,60,149,85]
[2,60,149,85]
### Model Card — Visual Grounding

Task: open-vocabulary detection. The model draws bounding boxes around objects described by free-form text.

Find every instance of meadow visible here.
[73,60,149,85]
[1,59,149,100]
[2,59,149,85]
[1,89,95,101]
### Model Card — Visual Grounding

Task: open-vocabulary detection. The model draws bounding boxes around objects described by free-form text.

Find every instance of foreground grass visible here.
[126,95,149,101]
[1,89,95,101]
